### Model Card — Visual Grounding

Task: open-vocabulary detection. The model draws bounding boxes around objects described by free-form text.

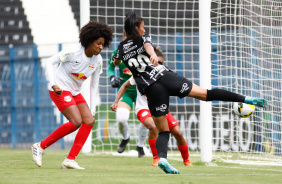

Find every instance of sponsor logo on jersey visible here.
[123,41,133,50]
[123,68,132,75]
[89,65,94,69]
[142,35,151,42]
[70,73,87,80]
[180,83,189,93]
[149,65,168,80]
[171,121,177,124]
[156,104,167,112]
[123,51,136,61]
[61,52,74,58]
[142,111,149,117]
[98,61,102,73]
[64,95,72,102]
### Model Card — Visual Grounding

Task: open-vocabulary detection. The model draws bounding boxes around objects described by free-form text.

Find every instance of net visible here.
[210,0,282,165]
[89,0,282,165]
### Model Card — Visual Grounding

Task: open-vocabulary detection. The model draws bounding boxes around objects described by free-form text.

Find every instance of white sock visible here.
[137,123,149,147]
[116,107,130,140]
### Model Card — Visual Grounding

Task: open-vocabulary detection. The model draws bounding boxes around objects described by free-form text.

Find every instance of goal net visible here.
[89,0,282,165]
[210,0,282,165]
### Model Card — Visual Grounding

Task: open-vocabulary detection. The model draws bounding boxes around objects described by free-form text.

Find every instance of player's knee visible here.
[71,118,83,128]
[116,108,130,124]
[148,126,158,134]
[83,116,95,126]
[172,131,183,140]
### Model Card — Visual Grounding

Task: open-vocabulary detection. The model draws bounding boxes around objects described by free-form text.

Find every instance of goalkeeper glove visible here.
[110,76,122,88]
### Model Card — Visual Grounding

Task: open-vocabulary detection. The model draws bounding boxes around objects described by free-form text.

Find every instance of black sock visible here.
[206,89,245,102]
[156,131,170,159]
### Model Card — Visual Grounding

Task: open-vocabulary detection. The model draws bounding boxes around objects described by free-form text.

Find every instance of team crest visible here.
[142,111,149,117]
[64,96,72,102]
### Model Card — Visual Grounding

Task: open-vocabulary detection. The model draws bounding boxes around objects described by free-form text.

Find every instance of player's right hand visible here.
[150,54,159,66]
[52,85,63,95]
[110,76,122,88]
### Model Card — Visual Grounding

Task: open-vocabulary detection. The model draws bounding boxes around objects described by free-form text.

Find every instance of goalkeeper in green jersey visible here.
[108,42,148,157]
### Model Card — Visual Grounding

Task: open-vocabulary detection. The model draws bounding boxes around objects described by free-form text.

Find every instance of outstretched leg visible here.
[188,83,267,107]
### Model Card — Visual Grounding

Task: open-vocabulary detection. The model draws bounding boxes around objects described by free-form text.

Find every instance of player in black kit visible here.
[114,12,267,174]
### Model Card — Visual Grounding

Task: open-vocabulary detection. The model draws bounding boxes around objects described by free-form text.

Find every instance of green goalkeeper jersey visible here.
[108,49,137,92]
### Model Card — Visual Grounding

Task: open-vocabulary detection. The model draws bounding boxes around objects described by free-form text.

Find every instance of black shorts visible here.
[145,71,193,117]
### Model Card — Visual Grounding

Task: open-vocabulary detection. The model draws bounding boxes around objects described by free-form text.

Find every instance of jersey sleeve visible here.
[129,76,136,85]
[90,56,103,116]
[57,45,79,62]
[98,55,103,74]
[107,49,117,77]
[141,34,152,45]
[45,53,61,87]
[114,44,122,60]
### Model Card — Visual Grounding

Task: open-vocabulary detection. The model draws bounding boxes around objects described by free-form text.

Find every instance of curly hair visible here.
[79,21,113,48]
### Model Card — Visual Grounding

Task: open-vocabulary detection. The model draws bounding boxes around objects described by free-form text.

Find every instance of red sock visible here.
[40,122,77,149]
[67,124,93,160]
[178,144,189,162]
[148,139,158,159]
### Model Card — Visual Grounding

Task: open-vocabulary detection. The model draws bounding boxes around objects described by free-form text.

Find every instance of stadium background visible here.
[0,0,281,164]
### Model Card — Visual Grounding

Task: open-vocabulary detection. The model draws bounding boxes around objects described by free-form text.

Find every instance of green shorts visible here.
[120,90,137,109]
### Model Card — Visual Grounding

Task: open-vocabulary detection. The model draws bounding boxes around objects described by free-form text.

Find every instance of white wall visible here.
[21,0,79,45]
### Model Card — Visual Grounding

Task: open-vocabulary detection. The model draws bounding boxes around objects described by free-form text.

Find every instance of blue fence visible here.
[0,45,63,148]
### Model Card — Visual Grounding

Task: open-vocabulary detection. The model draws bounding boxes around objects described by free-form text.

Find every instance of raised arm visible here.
[110,79,132,111]
[144,42,158,66]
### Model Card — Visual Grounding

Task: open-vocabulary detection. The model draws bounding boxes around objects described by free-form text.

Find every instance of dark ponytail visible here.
[124,12,143,40]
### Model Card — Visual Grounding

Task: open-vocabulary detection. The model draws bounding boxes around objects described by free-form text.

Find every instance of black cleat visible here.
[117,138,130,153]
[136,146,145,158]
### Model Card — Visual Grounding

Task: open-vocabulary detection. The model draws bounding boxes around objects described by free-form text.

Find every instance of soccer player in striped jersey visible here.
[108,34,148,157]
[31,21,113,169]
[111,46,193,167]
[113,12,267,174]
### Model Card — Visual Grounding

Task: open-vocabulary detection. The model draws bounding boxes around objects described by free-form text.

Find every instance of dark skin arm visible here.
[52,85,63,95]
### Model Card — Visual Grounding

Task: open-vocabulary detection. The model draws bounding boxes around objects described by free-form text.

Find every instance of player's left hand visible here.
[150,54,159,66]
[110,103,118,112]
[52,85,63,95]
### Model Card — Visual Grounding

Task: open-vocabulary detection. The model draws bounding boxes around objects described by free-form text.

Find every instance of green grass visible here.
[0,149,282,184]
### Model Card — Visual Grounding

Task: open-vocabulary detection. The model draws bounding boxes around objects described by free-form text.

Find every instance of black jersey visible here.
[115,34,170,94]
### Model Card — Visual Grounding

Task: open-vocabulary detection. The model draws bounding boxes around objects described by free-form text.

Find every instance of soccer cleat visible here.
[152,158,159,167]
[136,146,145,158]
[117,138,130,153]
[31,142,44,167]
[61,158,85,169]
[244,97,267,108]
[184,160,193,166]
[158,158,180,174]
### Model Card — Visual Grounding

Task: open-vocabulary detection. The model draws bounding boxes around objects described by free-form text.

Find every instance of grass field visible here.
[0,149,282,184]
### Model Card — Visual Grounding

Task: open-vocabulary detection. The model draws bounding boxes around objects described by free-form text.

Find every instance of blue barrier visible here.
[0,45,60,148]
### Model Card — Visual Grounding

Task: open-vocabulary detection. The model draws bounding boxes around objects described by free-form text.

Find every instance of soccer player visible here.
[31,21,113,169]
[111,46,193,167]
[108,33,148,157]
[113,12,267,174]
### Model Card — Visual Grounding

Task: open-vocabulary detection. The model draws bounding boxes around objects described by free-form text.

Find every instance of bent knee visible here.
[83,116,95,126]
[172,131,183,139]
[69,118,82,128]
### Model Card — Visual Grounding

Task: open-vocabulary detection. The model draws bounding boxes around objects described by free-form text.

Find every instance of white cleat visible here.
[61,158,85,170]
[31,142,44,167]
